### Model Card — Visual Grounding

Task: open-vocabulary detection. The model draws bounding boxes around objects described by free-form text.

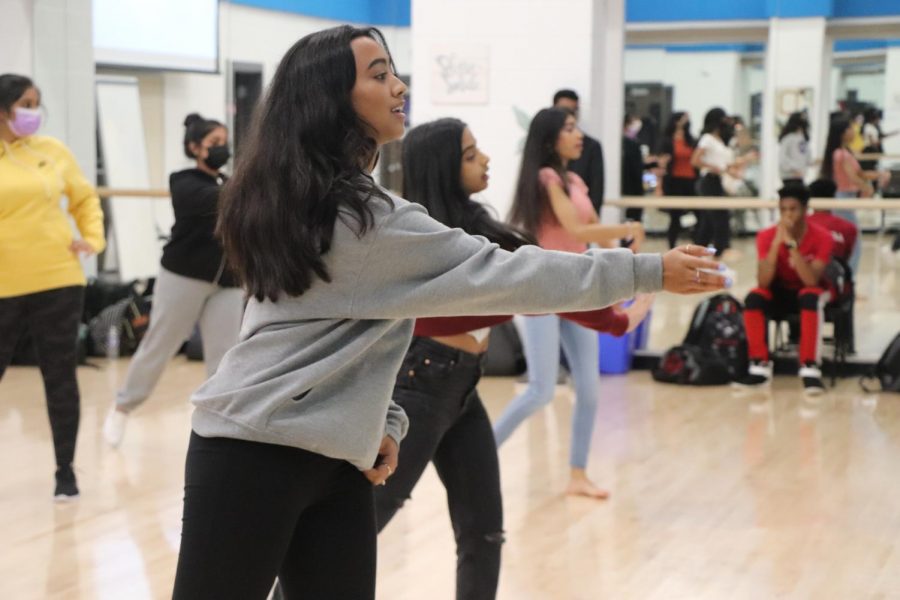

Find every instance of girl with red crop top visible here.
[659,111,697,248]
[373,117,651,600]
[495,108,654,502]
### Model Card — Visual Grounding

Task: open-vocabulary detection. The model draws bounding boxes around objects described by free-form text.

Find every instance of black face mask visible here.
[203,144,230,171]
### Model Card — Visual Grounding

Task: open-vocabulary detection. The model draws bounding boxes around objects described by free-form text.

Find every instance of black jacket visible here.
[160,169,237,287]
[621,136,645,196]
[568,134,605,211]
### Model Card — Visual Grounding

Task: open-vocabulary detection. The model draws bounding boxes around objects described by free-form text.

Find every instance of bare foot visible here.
[566,472,610,500]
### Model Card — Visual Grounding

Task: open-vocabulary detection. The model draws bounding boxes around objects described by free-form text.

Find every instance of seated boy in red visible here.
[734,184,833,395]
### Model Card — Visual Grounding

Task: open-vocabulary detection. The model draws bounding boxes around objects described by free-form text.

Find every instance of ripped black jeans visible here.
[375,337,504,600]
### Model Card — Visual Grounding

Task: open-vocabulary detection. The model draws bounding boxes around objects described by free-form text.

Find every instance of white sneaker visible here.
[799,364,825,397]
[103,406,128,448]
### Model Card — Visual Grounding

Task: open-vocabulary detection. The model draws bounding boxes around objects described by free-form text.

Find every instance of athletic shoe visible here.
[800,364,825,396]
[103,405,128,448]
[732,360,773,388]
[54,465,79,503]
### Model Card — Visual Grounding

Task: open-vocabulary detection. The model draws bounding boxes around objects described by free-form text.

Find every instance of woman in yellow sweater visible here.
[0,74,105,502]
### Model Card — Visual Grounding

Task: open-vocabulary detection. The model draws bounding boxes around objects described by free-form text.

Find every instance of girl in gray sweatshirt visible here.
[171,25,728,600]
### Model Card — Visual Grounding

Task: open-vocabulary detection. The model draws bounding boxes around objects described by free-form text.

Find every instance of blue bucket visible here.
[598,331,633,374]
[597,306,652,374]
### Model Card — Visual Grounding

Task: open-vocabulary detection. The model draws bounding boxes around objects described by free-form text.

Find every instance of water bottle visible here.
[106,325,120,360]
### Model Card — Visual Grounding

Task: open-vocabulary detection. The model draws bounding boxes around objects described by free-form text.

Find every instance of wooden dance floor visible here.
[2,237,899,599]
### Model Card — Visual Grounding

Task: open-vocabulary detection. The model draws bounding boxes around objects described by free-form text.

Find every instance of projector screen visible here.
[93,0,219,72]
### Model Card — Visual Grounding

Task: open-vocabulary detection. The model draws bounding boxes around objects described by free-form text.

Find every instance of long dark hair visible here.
[701,107,727,136]
[864,106,884,143]
[218,25,395,302]
[508,108,571,236]
[402,118,535,251]
[820,117,851,180]
[779,111,809,142]
[664,111,695,147]
[183,113,224,158]
[0,74,36,113]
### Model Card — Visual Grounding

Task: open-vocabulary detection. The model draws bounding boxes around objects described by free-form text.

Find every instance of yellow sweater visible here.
[0,135,106,298]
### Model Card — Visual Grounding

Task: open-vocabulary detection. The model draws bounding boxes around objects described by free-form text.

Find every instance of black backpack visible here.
[683,293,748,381]
[88,294,152,357]
[652,344,732,386]
[860,332,900,393]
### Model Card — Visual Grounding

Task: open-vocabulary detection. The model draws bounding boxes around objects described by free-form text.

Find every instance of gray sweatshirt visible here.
[191,191,663,470]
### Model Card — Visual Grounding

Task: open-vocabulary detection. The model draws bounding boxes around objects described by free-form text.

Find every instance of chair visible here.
[772,257,855,386]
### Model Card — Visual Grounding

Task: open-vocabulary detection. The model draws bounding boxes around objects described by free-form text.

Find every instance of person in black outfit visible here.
[102,113,245,448]
[553,89,605,212]
[691,107,735,256]
[622,113,651,222]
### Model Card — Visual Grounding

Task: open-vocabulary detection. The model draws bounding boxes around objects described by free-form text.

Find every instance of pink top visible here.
[536,168,594,253]
[833,147,861,192]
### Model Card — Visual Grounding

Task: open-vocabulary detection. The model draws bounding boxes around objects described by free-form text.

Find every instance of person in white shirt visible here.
[779,111,815,186]
[691,108,736,257]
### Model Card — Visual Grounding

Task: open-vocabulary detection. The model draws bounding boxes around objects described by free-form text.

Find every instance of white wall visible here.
[624,49,744,125]
[0,0,94,179]
[840,71,886,106]
[0,0,33,75]
[762,17,828,196]
[589,0,625,210]
[156,2,411,180]
[410,0,608,218]
[32,0,95,181]
[884,47,900,155]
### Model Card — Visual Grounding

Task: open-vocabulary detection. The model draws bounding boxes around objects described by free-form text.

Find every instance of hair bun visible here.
[184,113,204,128]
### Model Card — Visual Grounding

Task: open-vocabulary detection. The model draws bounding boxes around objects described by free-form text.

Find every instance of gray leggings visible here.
[116,267,244,412]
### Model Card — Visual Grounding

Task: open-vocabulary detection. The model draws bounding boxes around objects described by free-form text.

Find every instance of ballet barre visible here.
[96,188,900,211]
[811,153,900,161]
[97,187,171,198]
[607,196,900,211]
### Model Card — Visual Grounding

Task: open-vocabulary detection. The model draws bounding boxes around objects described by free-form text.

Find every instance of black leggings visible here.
[0,285,84,469]
[172,433,376,600]
[375,337,504,600]
[693,173,731,255]
[662,175,697,249]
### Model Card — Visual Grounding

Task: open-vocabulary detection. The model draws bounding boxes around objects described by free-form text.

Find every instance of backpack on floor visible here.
[860,332,900,393]
[88,294,152,357]
[683,293,748,381]
[652,344,732,386]
[83,278,143,324]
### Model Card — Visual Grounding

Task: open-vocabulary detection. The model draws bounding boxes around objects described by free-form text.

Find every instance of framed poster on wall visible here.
[430,45,490,105]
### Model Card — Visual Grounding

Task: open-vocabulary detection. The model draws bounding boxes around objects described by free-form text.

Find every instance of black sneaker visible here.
[54,465,79,503]
[800,364,825,396]
[732,361,773,388]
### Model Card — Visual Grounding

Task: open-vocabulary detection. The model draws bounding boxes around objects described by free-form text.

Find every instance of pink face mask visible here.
[626,121,642,139]
[8,107,42,137]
